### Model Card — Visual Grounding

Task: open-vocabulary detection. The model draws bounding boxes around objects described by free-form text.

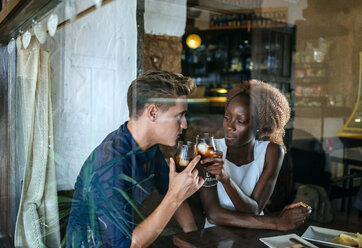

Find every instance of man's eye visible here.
[176,114,184,121]
[223,116,230,121]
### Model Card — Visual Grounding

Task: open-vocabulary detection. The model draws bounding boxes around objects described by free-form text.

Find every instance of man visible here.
[66,71,204,247]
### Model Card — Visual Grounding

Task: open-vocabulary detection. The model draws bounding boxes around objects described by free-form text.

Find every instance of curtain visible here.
[14,38,60,247]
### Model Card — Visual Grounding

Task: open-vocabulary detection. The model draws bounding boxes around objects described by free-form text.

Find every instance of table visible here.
[154,225,303,248]
[152,212,361,248]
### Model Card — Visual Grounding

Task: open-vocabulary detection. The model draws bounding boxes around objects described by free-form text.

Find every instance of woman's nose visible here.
[226,120,235,130]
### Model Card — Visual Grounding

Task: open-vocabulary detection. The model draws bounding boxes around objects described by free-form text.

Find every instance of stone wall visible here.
[143,34,183,72]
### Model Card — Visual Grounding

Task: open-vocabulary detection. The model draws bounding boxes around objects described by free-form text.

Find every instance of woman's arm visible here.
[204,143,284,214]
[200,184,309,230]
[173,200,197,232]
[248,143,284,213]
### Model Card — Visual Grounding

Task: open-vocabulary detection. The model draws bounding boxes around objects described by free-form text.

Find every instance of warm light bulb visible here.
[216,88,228,94]
[186,34,201,49]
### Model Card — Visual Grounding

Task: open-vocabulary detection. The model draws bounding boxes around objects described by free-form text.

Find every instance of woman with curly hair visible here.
[200,80,310,230]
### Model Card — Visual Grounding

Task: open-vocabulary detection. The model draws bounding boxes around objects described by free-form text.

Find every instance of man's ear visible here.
[146,104,158,122]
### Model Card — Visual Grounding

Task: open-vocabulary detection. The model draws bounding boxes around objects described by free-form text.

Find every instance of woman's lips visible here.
[224,133,235,140]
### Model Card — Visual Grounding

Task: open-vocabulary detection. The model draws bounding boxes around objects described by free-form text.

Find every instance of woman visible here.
[200,80,310,230]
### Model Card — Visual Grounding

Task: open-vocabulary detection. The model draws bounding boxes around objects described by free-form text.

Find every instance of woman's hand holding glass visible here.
[173,134,226,187]
[195,133,223,187]
[199,151,229,184]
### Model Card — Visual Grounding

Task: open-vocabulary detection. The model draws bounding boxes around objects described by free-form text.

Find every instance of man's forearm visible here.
[131,194,181,248]
[173,201,197,232]
[131,155,203,247]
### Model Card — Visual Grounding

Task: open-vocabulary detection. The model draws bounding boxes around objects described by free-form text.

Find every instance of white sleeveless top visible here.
[204,138,269,228]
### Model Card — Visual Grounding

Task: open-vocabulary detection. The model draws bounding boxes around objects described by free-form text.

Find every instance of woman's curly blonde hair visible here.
[226,80,290,152]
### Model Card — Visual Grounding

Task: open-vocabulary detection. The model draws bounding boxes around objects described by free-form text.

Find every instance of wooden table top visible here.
[152,212,361,248]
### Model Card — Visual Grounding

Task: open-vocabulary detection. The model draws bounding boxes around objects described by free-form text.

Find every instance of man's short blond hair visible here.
[127,71,195,119]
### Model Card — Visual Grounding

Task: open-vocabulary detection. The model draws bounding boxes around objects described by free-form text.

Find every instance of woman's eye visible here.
[223,116,230,121]
[237,120,246,124]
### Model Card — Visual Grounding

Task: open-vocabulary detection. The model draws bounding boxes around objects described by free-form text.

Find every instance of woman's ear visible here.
[251,119,259,137]
[146,104,158,122]
[255,127,260,138]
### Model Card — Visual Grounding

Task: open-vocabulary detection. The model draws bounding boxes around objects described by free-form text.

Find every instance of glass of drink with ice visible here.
[174,141,195,172]
[195,133,220,187]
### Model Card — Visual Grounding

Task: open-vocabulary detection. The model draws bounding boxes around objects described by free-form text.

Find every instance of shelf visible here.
[209,23,290,31]
[294,62,327,69]
[294,106,351,118]
[295,78,327,84]
[182,25,294,97]
[294,95,327,101]
[257,70,283,76]
[0,0,61,43]
[183,62,206,66]
[220,70,251,75]
[294,106,323,117]
[252,74,291,83]
[295,96,326,99]
[253,52,281,57]
[297,25,348,40]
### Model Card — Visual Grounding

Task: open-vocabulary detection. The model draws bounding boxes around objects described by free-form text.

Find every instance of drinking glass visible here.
[195,133,220,187]
[174,141,195,172]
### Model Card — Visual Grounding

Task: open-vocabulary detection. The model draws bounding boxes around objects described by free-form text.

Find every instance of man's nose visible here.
[181,115,187,129]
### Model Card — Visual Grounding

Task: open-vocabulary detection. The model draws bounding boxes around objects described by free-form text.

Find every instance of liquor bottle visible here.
[227,15,232,27]
[245,58,250,71]
[237,14,241,26]
[210,15,215,27]
[241,13,247,26]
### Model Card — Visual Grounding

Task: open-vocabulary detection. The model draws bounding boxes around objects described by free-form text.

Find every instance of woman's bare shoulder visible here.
[264,142,284,167]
